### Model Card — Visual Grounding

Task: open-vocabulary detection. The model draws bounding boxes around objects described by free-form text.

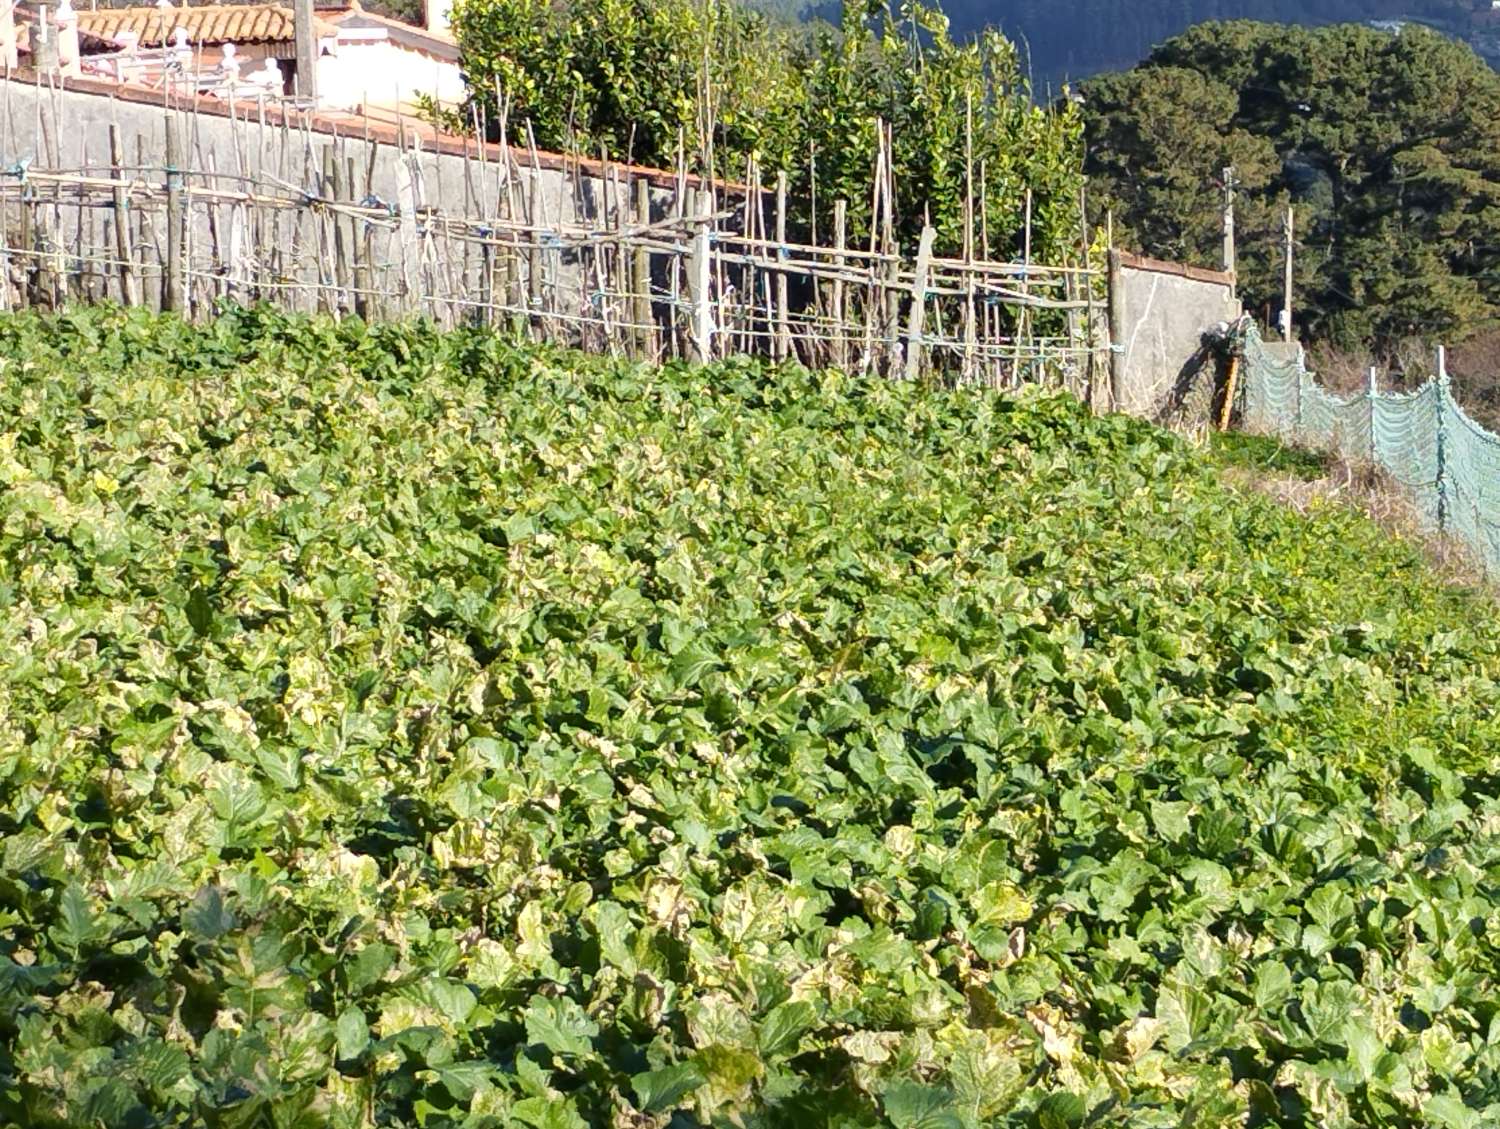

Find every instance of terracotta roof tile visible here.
[76,4,334,48]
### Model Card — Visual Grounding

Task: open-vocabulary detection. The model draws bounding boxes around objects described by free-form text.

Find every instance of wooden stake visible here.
[1218,352,1240,432]
[164,114,184,313]
[17,168,30,309]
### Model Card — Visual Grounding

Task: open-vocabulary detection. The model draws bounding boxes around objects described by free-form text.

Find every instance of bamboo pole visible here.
[1218,352,1240,432]
[1282,205,1294,343]
[17,166,30,309]
[329,144,351,315]
[775,170,790,362]
[348,154,367,319]
[633,176,653,358]
[363,131,379,319]
[205,147,226,304]
[831,198,847,372]
[744,157,760,355]
[1017,187,1033,387]
[460,129,479,323]
[75,128,90,303]
[979,159,993,385]
[1079,183,1098,405]
[135,134,159,313]
[966,89,978,386]
[39,76,58,308]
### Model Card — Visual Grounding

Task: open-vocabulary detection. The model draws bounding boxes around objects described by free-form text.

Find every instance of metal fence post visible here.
[1367,365,1378,462]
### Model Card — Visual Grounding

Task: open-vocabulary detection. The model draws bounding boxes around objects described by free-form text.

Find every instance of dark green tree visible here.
[1083,20,1500,351]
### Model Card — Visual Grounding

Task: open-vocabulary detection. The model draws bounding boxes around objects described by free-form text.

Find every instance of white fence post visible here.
[687,190,714,364]
[903,225,936,382]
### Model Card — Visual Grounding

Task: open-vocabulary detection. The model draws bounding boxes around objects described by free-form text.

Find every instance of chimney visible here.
[0,0,16,71]
[54,0,78,76]
[425,0,451,34]
[28,4,57,73]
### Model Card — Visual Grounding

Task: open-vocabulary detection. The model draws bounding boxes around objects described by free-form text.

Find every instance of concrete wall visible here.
[0,70,702,319]
[0,71,688,226]
[1109,251,1240,424]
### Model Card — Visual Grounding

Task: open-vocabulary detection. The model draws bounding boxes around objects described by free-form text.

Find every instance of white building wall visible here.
[316,40,463,111]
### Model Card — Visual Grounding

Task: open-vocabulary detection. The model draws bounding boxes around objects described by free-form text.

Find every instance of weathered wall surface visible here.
[0,72,686,225]
[0,72,697,317]
[1109,251,1240,424]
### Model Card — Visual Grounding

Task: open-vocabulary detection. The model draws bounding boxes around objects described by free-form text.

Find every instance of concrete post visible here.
[903,225,936,382]
[28,7,58,74]
[686,189,714,364]
[293,0,317,104]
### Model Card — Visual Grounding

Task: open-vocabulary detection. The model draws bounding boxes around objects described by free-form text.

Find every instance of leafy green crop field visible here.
[4,307,1500,1129]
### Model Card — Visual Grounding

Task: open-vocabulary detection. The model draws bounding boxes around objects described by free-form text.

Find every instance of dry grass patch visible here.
[1209,431,1494,596]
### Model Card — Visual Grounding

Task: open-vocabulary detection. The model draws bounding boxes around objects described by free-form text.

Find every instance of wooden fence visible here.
[0,92,1104,390]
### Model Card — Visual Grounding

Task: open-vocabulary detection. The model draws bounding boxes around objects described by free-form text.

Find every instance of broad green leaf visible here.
[883,1082,968,1129]
[183,886,235,940]
[524,996,599,1060]
[630,1061,706,1112]
[1425,1094,1482,1129]
[347,943,394,993]
[510,1096,589,1129]
[1034,1091,1086,1129]
[53,884,100,952]
[758,1000,816,1058]
[336,1006,370,1060]
[185,586,214,636]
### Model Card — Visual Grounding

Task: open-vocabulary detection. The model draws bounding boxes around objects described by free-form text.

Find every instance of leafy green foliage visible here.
[1083,19,1500,353]
[1210,431,1329,480]
[5,305,1500,1127]
[449,0,1084,259]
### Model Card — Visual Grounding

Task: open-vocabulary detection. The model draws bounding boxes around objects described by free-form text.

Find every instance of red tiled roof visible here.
[76,4,334,48]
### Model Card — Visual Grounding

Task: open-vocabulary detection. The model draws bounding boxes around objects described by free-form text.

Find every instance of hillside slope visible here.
[841,0,1482,84]
[4,309,1500,1127]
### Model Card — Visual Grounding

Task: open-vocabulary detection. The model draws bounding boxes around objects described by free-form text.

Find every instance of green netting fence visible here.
[1238,321,1500,572]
